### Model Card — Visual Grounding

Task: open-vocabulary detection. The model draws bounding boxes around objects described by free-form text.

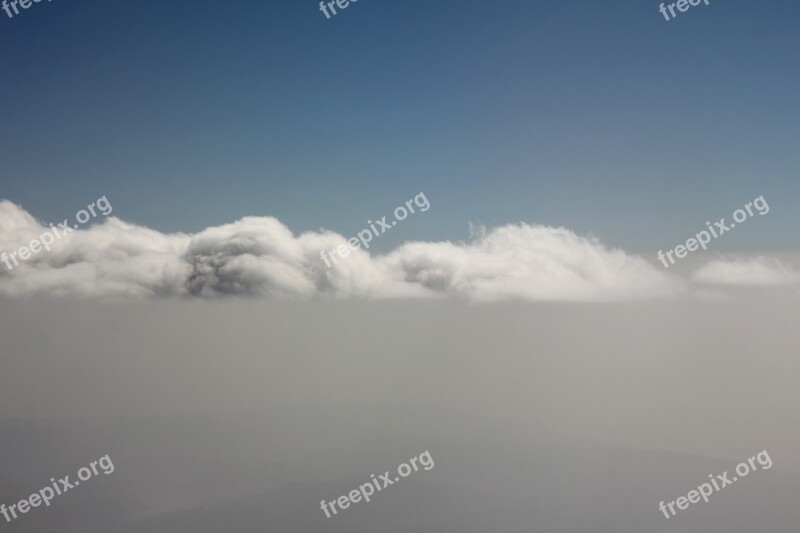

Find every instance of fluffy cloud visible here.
[382,224,681,301]
[0,199,685,301]
[692,257,800,286]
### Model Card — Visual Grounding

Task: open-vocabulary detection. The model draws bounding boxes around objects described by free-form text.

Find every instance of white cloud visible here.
[0,199,685,301]
[692,257,800,286]
[381,224,681,301]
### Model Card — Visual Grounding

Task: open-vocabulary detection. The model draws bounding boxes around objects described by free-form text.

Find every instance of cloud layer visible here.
[2,199,791,301]
[693,256,800,286]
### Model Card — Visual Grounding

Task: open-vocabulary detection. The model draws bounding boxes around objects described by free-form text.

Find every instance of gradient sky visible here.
[1,0,797,252]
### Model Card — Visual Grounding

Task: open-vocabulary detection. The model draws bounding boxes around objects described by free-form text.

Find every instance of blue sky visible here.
[0,0,797,252]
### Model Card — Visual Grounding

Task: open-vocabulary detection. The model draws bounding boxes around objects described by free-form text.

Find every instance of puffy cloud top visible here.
[0,199,687,301]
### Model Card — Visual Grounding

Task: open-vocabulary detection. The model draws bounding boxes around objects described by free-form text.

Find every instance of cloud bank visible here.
[0,199,710,301]
[693,257,800,286]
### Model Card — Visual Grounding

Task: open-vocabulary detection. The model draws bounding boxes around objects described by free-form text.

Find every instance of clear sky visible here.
[1,0,797,252]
